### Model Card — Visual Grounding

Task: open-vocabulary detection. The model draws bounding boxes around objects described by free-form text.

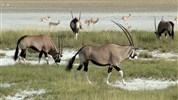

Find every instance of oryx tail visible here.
[66,47,84,71]
[13,35,28,61]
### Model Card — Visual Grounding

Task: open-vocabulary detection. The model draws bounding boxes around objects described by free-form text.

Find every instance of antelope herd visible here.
[13,12,176,85]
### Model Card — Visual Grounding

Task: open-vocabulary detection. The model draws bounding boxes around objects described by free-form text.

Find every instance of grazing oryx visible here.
[40,16,51,23]
[49,20,60,28]
[70,12,83,40]
[13,34,63,64]
[90,18,99,25]
[154,17,174,39]
[66,21,138,85]
[121,14,131,21]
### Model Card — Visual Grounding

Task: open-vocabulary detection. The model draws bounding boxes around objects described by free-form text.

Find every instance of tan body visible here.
[67,21,137,85]
[14,35,62,64]
[122,14,131,21]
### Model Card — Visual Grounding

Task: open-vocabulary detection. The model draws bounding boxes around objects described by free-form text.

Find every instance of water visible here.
[1,12,177,31]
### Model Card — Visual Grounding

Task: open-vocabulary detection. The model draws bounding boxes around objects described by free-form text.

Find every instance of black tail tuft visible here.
[66,56,76,71]
[13,46,19,61]
[13,35,28,61]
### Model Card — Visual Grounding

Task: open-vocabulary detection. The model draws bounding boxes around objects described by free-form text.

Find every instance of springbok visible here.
[70,12,83,40]
[90,18,99,25]
[40,16,51,23]
[84,18,92,26]
[13,34,63,64]
[154,17,174,39]
[66,21,138,85]
[121,14,131,21]
[49,20,60,28]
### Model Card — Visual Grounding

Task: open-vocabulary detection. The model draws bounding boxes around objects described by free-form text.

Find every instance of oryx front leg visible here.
[114,66,126,85]
[38,52,43,64]
[44,52,49,64]
[106,66,113,85]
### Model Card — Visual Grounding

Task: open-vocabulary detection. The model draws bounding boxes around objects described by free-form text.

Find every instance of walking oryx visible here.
[66,21,137,85]
[13,34,63,64]
[154,17,174,39]
[70,12,83,40]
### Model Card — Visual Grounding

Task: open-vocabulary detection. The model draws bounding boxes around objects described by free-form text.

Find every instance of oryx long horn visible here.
[60,36,63,56]
[79,11,81,20]
[71,11,74,19]
[112,20,134,46]
[154,16,157,31]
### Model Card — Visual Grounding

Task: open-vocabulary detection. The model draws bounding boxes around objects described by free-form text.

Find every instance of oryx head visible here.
[112,20,138,59]
[54,36,63,63]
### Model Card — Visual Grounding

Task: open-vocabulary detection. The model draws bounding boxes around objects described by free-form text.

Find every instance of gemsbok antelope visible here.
[40,16,51,23]
[70,12,83,40]
[90,18,99,25]
[121,14,131,21]
[13,34,63,64]
[49,20,60,29]
[154,17,174,39]
[66,21,138,85]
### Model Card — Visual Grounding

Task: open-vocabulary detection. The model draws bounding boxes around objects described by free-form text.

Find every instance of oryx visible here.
[13,34,63,64]
[154,17,174,39]
[66,21,138,85]
[70,11,83,40]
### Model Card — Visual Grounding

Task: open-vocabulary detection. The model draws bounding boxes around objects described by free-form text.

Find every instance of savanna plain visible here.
[0,0,178,100]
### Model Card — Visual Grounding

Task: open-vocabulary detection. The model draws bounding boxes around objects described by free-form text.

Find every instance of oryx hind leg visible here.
[73,64,83,79]
[19,49,27,64]
[83,61,92,84]
[113,66,126,85]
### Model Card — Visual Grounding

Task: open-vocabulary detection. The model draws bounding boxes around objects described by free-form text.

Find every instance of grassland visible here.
[0,60,178,100]
[0,29,178,52]
[0,29,178,99]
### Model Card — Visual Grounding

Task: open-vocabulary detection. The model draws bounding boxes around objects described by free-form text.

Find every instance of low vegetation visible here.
[0,60,177,100]
[0,29,178,52]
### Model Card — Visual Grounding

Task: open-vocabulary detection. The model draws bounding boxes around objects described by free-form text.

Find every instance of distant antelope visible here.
[13,34,63,64]
[49,20,60,28]
[174,16,178,23]
[70,12,83,40]
[90,18,99,24]
[84,18,92,26]
[121,14,131,21]
[66,21,138,85]
[40,16,51,23]
[154,17,174,39]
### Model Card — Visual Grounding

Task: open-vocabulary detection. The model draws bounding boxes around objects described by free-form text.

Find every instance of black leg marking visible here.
[39,52,43,59]
[83,61,89,72]
[113,66,121,71]
[77,64,83,70]
[108,67,113,73]
[20,49,26,59]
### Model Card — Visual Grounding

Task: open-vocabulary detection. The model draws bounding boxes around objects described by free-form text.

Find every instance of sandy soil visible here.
[2,0,177,13]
